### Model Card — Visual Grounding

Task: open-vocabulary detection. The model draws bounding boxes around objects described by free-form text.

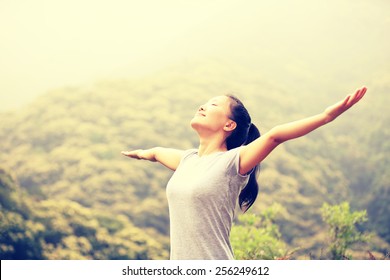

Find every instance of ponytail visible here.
[225,94,261,213]
[239,123,260,212]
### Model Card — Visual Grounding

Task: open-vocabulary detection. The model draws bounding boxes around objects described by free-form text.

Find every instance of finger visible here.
[358,86,367,99]
[355,88,366,102]
[351,87,367,105]
[348,87,365,105]
[355,87,365,98]
[342,95,352,107]
[121,151,135,157]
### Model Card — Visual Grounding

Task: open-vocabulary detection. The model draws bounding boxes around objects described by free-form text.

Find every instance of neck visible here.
[197,133,227,157]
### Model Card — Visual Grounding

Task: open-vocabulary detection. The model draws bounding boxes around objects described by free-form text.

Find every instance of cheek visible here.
[210,111,230,127]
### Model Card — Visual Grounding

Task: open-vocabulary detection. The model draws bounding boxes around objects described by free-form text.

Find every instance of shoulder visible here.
[181,148,198,160]
[224,147,243,159]
[226,146,242,154]
[223,147,244,168]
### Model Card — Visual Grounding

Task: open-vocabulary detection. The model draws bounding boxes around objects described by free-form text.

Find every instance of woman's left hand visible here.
[324,86,367,122]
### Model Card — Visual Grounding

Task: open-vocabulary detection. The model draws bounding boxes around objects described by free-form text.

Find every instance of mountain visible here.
[0,58,389,259]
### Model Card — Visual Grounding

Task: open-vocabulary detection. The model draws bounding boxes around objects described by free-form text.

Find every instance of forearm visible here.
[239,87,366,174]
[270,111,332,144]
[132,147,173,162]
[122,147,183,171]
[121,148,158,161]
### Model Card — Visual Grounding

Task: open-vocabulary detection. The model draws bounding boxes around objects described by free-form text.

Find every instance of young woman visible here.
[122,86,367,260]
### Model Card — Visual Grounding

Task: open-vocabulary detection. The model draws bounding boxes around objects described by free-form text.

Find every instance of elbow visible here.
[268,126,285,144]
[272,137,284,145]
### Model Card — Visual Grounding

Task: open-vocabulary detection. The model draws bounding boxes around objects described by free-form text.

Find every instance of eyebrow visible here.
[208,96,225,103]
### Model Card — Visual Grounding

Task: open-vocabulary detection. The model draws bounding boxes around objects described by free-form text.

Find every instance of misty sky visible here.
[1,0,389,111]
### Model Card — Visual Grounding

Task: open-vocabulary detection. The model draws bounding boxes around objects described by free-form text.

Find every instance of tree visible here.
[231,203,291,259]
[0,167,45,259]
[321,202,370,259]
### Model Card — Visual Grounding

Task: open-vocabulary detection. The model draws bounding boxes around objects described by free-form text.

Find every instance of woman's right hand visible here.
[122,147,184,170]
[121,149,157,161]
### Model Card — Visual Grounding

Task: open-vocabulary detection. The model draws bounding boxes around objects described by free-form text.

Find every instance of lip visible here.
[195,112,206,117]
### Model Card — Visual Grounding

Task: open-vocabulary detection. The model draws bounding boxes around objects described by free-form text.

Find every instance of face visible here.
[190,95,236,133]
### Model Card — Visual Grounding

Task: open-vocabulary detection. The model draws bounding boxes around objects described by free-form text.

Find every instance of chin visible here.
[190,118,203,131]
[190,118,198,129]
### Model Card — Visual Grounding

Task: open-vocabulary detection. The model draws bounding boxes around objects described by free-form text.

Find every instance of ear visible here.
[224,120,237,132]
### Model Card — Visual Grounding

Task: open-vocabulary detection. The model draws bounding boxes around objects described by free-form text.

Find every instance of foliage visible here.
[321,202,370,259]
[0,59,389,259]
[0,167,169,260]
[231,203,291,259]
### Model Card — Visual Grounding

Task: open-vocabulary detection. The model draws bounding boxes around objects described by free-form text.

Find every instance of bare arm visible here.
[121,147,184,171]
[239,87,367,175]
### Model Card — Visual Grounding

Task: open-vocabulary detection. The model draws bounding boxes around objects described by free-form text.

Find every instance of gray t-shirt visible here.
[166,147,250,260]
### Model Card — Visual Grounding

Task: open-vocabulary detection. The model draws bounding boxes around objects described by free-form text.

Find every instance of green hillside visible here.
[0,59,389,259]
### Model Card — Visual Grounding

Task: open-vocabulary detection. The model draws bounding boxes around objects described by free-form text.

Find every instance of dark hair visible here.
[225,94,260,213]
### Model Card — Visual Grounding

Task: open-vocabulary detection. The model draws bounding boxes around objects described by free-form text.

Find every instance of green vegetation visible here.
[0,167,169,260]
[231,203,291,260]
[0,59,389,259]
[321,202,370,260]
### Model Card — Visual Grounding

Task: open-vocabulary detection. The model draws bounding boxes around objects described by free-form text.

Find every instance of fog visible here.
[1,0,389,111]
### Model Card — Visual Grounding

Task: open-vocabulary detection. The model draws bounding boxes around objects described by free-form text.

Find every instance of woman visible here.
[122,86,367,260]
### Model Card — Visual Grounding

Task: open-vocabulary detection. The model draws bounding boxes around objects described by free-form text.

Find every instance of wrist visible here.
[323,110,336,124]
[149,147,159,161]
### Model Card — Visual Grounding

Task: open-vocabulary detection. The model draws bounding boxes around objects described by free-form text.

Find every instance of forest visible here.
[0,58,389,260]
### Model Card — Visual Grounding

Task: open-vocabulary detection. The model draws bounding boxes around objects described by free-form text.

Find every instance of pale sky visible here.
[1,0,389,110]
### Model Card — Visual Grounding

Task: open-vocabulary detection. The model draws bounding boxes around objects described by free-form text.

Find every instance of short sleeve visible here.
[225,147,252,179]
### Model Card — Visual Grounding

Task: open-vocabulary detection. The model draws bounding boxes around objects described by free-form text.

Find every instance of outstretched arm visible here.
[239,87,367,175]
[121,147,184,171]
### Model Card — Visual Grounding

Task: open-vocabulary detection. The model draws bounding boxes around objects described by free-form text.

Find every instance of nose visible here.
[198,104,205,111]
